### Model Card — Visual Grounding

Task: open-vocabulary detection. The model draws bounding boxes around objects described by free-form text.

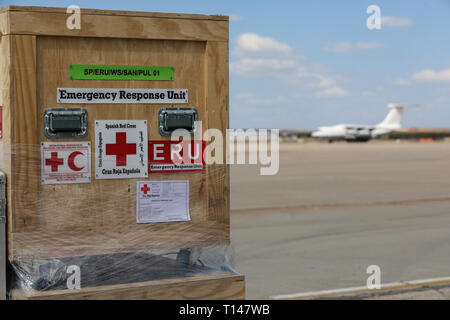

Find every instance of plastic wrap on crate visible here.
[9,245,236,297]
[0,142,234,298]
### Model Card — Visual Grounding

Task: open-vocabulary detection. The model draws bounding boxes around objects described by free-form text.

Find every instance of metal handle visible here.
[158,108,198,137]
[44,108,88,139]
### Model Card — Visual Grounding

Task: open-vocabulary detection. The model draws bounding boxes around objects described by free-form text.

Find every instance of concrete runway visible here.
[230,141,450,299]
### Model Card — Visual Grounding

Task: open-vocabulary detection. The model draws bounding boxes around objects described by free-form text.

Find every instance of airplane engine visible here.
[345,128,371,142]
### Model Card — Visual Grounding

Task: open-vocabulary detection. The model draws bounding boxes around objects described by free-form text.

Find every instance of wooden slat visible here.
[12,273,245,300]
[1,5,228,21]
[205,41,230,225]
[0,35,11,174]
[0,11,9,36]
[10,35,38,239]
[0,34,12,239]
[7,10,228,41]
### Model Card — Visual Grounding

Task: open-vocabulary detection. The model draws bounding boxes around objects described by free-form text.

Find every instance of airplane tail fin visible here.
[377,104,418,129]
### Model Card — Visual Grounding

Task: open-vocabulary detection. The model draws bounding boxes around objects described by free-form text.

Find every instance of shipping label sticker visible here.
[69,64,174,81]
[95,120,148,179]
[41,142,91,185]
[136,180,190,223]
[148,140,205,173]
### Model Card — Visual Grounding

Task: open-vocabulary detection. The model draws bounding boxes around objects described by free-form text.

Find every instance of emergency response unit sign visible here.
[41,142,91,184]
[57,88,188,104]
[95,120,148,179]
[136,180,190,224]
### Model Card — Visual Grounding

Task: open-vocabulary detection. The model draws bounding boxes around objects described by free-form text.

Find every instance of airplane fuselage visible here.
[311,124,394,142]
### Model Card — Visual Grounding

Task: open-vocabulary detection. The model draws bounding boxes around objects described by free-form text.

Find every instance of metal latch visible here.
[0,171,5,224]
[158,108,198,137]
[44,108,88,139]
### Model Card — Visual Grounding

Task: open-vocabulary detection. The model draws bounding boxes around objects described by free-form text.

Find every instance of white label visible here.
[57,88,188,104]
[136,180,190,223]
[41,142,91,184]
[95,120,148,179]
[150,163,204,172]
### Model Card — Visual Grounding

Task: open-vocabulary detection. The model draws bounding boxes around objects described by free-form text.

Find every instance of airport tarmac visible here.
[230,141,450,299]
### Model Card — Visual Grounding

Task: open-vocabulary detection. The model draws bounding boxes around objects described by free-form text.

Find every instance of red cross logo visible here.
[45,152,64,172]
[106,132,136,166]
[141,184,150,195]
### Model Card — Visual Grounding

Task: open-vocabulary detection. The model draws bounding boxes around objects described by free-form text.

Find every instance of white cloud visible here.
[229,14,243,21]
[397,67,450,86]
[237,93,289,105]
[311,76,336,88]
[231,32,350,97]
[230,58,297,75]
[324,42,353,53]
[231,57,346,97]
[436,96,450,103]
[315,86,349,98]
[355,42,385,50]
[411,68,450,82]
[324,42,385,53]
[392,79,413,86]
[362,91,376,97]
[381,16,413,27]
[299,73,337,89]
[234,33,292,57]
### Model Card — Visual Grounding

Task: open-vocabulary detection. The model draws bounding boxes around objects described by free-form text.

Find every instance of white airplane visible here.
[311,104,418,142]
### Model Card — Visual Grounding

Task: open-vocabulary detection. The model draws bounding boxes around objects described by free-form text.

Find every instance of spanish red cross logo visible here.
[45,152,64,172]
[106,132,136,166]
[141,184,150,194]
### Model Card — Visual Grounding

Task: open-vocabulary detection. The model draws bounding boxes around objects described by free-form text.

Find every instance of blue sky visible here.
[3,0,450,128]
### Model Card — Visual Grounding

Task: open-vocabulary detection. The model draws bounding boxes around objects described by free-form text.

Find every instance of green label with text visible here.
[69,64,174,80]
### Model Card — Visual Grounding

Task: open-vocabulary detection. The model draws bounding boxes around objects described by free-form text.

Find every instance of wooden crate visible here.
[0,6,239,299]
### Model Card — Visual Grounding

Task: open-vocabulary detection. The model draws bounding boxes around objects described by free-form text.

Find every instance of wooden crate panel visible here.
[5,35,229,259]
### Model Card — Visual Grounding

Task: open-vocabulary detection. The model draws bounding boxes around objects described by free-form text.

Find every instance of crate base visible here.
[11,272,245,300]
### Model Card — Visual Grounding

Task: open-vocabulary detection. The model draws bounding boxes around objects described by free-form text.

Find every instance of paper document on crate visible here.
[136,180,190,223]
